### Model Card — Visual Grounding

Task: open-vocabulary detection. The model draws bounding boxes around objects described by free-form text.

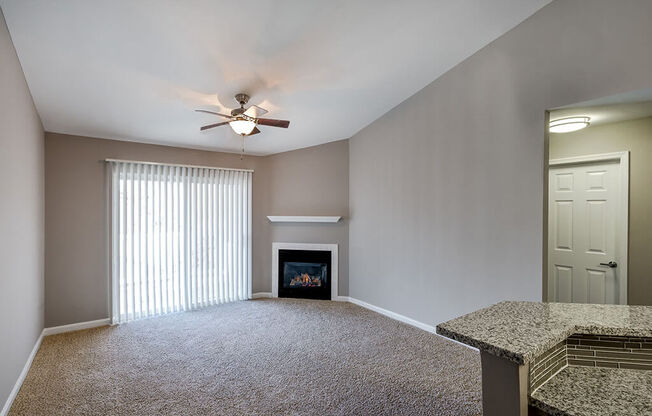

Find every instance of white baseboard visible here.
[42,318,111,336]
[334,296,350,302]
[347,297,438,333]
[1,331,44,416]
[346,297,477,351]
[251,292,273,299]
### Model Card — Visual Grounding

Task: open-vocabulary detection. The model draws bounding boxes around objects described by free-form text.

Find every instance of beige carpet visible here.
[10,299,481,415]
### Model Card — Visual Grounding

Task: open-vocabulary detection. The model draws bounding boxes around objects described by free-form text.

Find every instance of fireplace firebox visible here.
[277,249,331,300]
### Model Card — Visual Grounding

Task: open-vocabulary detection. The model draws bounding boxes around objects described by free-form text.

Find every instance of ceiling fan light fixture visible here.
[229,119,256,135]
[549,116,590,133]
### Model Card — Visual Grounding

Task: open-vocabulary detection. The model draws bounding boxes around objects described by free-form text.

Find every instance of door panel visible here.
[586,170,606,190]
[556,173,573,191]
[554,201,573,250]
[572,268,587,303]
[548,159,621,304]
[586,200,606,253]
[554,265,572,303]
[587,269,606,304]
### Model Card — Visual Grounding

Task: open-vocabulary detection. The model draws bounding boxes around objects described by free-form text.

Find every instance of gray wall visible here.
[550,116,652,305]
[348,0,652,326]
[0,8,44,410]
[44,133,348,327]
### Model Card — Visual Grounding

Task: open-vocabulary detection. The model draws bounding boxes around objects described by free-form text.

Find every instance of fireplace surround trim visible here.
[272,242,338,300]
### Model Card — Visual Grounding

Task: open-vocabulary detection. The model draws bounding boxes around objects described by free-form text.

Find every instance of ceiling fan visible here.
[195,93,290,137]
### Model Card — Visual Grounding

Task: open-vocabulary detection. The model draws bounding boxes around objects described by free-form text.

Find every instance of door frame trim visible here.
[547,151,629,304]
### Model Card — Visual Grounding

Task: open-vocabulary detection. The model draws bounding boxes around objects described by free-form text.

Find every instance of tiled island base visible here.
[529,334,652,393]
[529,340,566,392]
[565,334,652,370]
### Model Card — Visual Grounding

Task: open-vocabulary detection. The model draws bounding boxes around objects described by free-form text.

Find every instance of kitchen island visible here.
[436,301,652,416]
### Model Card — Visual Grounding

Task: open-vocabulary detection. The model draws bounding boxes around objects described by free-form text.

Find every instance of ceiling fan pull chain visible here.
[240,136,245,160]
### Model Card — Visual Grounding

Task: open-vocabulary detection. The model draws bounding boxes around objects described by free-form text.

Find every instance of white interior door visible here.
[548,155,627,304]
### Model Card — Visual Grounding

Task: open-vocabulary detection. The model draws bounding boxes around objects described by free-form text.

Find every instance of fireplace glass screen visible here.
[283,262,327,288]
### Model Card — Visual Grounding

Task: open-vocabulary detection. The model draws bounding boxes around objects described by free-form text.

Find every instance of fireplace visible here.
[272,243,338,300]
[278,249,331,299]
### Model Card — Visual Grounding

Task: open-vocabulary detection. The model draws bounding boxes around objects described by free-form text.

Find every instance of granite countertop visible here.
[436,301,652,365]
[529,366,652,416]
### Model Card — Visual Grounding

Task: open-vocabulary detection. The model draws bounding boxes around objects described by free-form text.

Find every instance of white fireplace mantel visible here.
[272,242,338,300]
[267,216,341,223]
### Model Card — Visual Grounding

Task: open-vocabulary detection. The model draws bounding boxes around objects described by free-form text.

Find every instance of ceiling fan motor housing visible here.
[235,93,250,106]
[232,93,250,116]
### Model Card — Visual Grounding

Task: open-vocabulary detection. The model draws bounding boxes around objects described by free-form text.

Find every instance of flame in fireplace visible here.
[289,272,322,287]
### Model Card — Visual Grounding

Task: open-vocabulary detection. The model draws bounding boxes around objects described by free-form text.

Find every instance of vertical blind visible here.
[109,161,252,324]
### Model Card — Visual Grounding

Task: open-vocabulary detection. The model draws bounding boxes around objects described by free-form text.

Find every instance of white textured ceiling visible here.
[2,0,550,155]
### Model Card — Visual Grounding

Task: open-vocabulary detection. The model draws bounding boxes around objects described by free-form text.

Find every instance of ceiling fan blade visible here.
[244,105,269,117]
[243,106,256,117]
[247,127,261,136]
[252,105,269,116]
[200,121,230,131]
[257,118,290,128]
[195,109,232,119]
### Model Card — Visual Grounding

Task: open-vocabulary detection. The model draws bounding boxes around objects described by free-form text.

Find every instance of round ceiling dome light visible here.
[549,116,590,133]
[229,118,256,135]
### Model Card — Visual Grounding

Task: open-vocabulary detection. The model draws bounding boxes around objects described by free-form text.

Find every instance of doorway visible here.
[544,90,652,306]
[547,152,628,304]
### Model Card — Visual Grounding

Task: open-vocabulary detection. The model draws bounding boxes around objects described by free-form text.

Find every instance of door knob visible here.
[599,261,618,268]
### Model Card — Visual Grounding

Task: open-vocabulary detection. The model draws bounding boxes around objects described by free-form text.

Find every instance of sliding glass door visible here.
[109,161,252,324]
